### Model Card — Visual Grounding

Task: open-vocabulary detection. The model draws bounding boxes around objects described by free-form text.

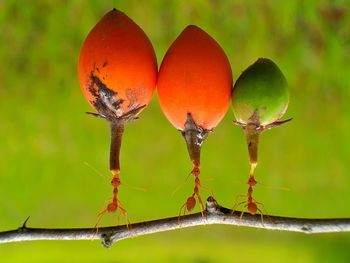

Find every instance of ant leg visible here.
[254,201,274,224]
[200,184,210,191]
[232,200,248,214]
[198,181,211,192]
[240,209,246,219]
[195,191,206,218]
[239,203,251,219]
[95,207,108,233]
[118,203,128,218]
[117,201,132,234]
[178,205,185,225]
[256,207,265,226]
[198,182,216,206]
[195,174,215,198]
[193,177,207,217]
[231,195,248,214]
[193,186,205,217]
[234,194,248,203]
[178,200,190,225]
[116,200,129,225]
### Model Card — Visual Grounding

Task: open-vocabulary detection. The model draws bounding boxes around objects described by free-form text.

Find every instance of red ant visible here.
[95,171,129,229]
[232,174,265,219]
[179,161,209,219]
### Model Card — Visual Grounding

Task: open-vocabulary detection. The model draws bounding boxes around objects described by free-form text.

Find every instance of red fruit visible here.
[157,25,232,213]
[79,9,157,117]
[78,9,157,223]
[157,25,232,130]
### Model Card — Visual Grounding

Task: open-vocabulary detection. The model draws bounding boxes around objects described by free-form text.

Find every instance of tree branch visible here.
[1,196,349,248]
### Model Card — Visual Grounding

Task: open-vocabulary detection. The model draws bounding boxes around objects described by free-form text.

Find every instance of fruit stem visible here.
[109,120,125,174]
[244,123,260,166]
[249,163,257,178]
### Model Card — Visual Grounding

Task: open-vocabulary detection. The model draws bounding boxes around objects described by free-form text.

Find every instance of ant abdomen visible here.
[107,202,117,213]
[186,196,196,211]
[247,203,257,215]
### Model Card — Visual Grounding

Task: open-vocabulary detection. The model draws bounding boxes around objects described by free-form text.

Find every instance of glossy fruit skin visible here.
[78,9,157,116]
[232,58,289,126]
[157,25,232,130]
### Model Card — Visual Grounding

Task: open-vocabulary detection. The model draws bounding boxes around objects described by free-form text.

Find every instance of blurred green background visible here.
[1,0,350,262]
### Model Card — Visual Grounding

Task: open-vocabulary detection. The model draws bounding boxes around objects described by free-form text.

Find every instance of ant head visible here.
[107,202,117,213]
[247,202,257,215]
[248,176,257,187]
[192,167,200,177]
[186,196,196,211]
[111,177,121,187]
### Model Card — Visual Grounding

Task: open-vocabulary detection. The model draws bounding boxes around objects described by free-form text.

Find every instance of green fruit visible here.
[232,58,289,126]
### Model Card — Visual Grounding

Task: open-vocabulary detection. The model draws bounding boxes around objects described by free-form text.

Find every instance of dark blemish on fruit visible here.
[88,72,124,121]
[102,61,108,68]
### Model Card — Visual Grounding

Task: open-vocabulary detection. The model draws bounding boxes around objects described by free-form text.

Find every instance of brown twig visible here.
[1,196,349,248]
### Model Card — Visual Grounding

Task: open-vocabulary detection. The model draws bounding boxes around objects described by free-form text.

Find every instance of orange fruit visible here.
[78,9,157,118]
[157,25,232,130]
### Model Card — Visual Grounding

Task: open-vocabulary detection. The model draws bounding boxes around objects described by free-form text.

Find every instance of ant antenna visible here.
[172,170,192,196]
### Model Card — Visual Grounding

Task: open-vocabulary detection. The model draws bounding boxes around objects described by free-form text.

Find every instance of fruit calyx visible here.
[86,73,146,124]
[180,113,211,164]
[234,111,292,164]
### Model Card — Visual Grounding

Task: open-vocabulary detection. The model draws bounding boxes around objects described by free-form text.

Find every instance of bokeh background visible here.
[1,0,350,262]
